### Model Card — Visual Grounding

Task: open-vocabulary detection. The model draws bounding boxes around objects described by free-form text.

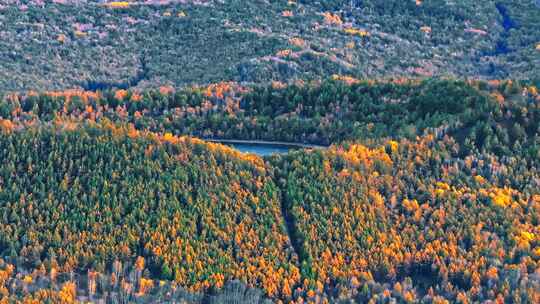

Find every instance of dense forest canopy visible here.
[0,0,539,91]
[0,0,540,304]
[0,0,539,303]
[0,78,538,302]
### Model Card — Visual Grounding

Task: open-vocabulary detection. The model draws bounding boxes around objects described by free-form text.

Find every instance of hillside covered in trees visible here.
[0,79,538,302]
[0,0,539,91]
[1,1,539,303]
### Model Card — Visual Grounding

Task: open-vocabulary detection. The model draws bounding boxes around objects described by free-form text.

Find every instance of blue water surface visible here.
[227,143,293,156]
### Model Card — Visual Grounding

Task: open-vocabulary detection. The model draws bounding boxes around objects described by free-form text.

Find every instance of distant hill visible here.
[0,0,538,91]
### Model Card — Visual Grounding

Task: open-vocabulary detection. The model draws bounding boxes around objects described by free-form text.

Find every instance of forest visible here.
[1,0,539,91]
[0,0,539,303]
[0,78,538,302]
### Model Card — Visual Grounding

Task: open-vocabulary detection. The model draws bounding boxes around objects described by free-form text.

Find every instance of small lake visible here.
[205,139,327,156]
[226,143,295,156]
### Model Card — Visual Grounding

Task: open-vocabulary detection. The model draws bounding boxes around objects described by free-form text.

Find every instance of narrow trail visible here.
[207,139,317,266]
[268,162,308,273]
[279,185,306,266]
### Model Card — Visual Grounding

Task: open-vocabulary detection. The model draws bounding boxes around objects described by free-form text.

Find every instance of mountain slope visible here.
[0,122,298,301]
[0,79,538,302]
[0,0,538,91]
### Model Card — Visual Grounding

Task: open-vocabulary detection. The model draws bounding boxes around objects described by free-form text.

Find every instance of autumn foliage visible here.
[0,78,538,302]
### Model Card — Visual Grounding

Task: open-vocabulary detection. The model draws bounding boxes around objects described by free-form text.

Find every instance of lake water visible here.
[227,143,293,156]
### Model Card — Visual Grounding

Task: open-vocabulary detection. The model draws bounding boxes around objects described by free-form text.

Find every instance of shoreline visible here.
[202,138,329,150]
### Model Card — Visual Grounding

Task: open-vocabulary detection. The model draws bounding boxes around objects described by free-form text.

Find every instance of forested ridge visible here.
[1,0,539,91]
[0,78,538,303]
